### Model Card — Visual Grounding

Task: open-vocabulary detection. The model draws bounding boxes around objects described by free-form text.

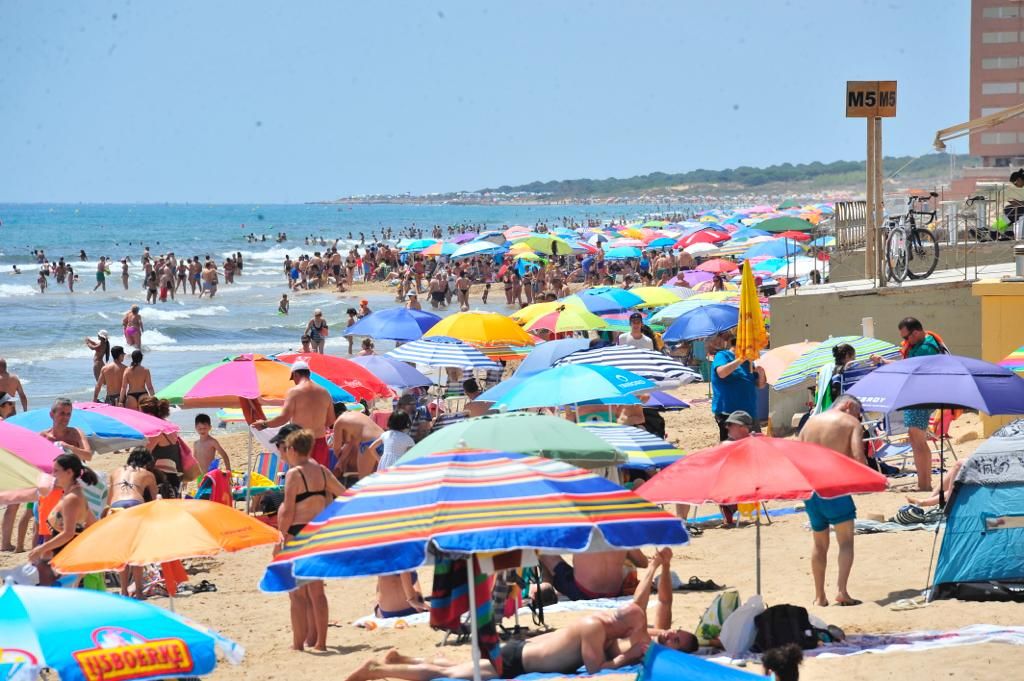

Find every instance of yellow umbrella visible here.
[509,242,535,254]
[735,260,769,361]
[511,299,587,325]
[689,291,734,302]
[514,252,544,262]
[525,305,608,334]
[628,286,684,307]
[425,311,536,347]
[516,234,573,256]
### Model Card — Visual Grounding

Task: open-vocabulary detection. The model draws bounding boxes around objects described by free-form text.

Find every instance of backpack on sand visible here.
[753,604,818,652]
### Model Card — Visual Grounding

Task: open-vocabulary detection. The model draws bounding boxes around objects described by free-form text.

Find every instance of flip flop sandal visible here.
[686,525,704,536]
[835,598,862,606]
[192,580,218,593]
[680,576,724,591]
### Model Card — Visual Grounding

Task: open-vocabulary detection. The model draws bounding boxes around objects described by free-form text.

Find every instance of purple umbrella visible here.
[669,270,715,287]
[451,231,477,244]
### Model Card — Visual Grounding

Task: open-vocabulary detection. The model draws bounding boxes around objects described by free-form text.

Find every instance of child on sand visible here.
[193,413,231,473]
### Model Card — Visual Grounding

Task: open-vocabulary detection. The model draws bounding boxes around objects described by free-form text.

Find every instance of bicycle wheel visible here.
[884,228,908,283]
[905,228,939,280]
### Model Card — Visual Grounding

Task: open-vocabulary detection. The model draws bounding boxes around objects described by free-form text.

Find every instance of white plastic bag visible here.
[719,594,766,657]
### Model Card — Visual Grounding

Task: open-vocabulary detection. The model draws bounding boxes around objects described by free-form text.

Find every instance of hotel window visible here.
[981,132,1018,144]
[982,81,1019,94]
[982,107,1009,116]
[983,6,1021,19]
[982,31,1020,43]
[982,56,1021,69]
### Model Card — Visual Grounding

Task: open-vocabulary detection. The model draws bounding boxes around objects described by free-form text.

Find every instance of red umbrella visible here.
[638,436,886,593]
[695,258,739,274]
[674,230,729,249]
[775,231,811,242]
[276,353,393,403]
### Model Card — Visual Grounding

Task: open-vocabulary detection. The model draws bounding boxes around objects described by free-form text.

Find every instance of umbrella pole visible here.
[755,509,762,596]
[466,557,483,681]
[244,429,254,515]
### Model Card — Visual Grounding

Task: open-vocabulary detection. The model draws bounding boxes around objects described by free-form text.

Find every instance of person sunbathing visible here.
[630,548,699,653]
[344,601,653,681]
[538,549,648,601]
[906,459,963,507]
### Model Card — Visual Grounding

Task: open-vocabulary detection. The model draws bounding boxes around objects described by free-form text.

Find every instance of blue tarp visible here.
[640,644,761,680]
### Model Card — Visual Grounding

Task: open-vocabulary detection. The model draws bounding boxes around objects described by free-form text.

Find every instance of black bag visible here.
[753,604,818,651]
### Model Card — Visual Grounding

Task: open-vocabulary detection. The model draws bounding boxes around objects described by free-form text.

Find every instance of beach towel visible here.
[431,557,501,675]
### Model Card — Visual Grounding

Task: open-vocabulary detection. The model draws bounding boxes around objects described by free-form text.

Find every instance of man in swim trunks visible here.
[344,601,654,681]
[252,361,335,469]
[92,346,127,405]
[539,549,648,601]
[93,256,107,292]
[331,404,384,481]
[799,394,867,607]
[0,359,28,412]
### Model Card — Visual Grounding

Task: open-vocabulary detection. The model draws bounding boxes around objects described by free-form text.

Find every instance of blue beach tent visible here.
[931,419,1024,602]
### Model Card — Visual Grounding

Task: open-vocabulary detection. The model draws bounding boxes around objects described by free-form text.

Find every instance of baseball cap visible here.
[725,410,753,427]
[0,394,16,406]
[629,311,643,322]
[290,360,310,373]
[269,423,303,446]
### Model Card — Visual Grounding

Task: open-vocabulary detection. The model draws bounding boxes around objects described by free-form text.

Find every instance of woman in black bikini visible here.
[28,454,97,585]
[274,426,345,651]
[107,447,159,598]
[120,350,154,411]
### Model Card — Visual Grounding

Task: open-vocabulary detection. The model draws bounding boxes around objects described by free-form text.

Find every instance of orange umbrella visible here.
[695,258,739,274]
[52,499,279,573]
[757,341,820,385]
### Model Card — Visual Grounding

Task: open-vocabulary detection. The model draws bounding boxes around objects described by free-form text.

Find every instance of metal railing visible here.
[833,200,867,252]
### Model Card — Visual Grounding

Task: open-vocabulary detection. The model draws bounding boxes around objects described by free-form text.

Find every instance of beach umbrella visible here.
[578,390,689,411]
[683,242,719,256]
[810,236,836,248]
[734,261,768,362]
[490,364,654,410]
[402,238,438,253]
[649,297,736,325]
[386,336,500,371]
[608,238,645,249]
[695,258,739,274]
[670,270,715,287]
[771,255,822,278]
[452,241,506,259]
[662,304,740,343]
[756,341,821,385]
[509,300,567,325]
[525,305,607,334]
[451,231,477,244]
[628,286,685,307]
[397,412,623,468]
[675,230,729,249]
[639,436,886,593]
[741,239,803,260]
[755,216,815,233]
[647,237,676,249]
[0,421,59,501]
[342,307,441,342]
[513,233,573,256]
[155,354,354,408]
[421,241,458,257]
[775,230,812,242]
[777,198,802,209]
[261,449,688,681]
[566,286,644,314]
[425,311,536,349]
[274,353,393,402]
[349,354,433,389]
[772,336,900,390]
[999,344,1024,376]
[555,345,701,385]
[514,338,591,377]
[661,285,697,300]
[52,499,279,574]
[729,228,772,241]
[580,422,685,470]
[514,252,543,262]
[0,583,244,681]
[7,402,177,455]
[604,246,642,260]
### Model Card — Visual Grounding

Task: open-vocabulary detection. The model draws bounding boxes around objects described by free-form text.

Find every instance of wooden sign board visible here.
[846,81,897,118]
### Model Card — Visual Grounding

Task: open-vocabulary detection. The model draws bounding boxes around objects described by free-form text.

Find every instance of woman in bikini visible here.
[85,330,110,380]
[107,447,158,598]
[120,350,154,411]
[275,427,346,651]
[122,305,144,349]
[138,397,200,497]
[28,454,97,585]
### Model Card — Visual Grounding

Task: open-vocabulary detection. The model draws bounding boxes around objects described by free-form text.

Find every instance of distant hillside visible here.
[479,153,973,198]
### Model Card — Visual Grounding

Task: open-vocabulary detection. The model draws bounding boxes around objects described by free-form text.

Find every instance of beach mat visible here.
[853,518,941,535]
[353,596,637,629]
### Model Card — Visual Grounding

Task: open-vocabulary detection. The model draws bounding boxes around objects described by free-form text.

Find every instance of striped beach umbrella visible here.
[260,449,689,589]
[773,336,901,391]
[565,286,645,314]
[999,345,1024,376]
[491,364,655,410]
[525,306,607,334]
[579,422,685,470]
[386,336,500,370]
[555,346,701,384]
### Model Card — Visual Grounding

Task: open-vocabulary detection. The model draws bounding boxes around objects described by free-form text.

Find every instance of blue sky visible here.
[1,1,969,202]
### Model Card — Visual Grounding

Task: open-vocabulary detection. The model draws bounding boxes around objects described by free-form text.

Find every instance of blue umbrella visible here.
[568,286,645,314]
[604,246,642,260]
[345,307,441,342]
[729,228,772,241]
[662,304,740,343]
[514,338,591,377]
[650,298,737,325]
[452,241,507,259]
[386,336,499,370]
[740,238,804,260]
[8,407,146,454]
[0,583,243,681]
[581,390,689,410]
[647,237,676,249]
[349,355,433,388]
[401,239,438,253]
[492,364,654,410]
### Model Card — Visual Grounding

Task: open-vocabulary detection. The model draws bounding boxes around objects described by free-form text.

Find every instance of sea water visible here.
[0,202,698,408]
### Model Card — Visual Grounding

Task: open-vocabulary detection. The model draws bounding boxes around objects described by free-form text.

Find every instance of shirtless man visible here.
[41,398,93,462]
[252,361,335,468]
[631,548,699,652]
[93,346,127,405]
[799,394,867,607]
[345,602,653,681]
[539,549,648,601]
[0,359,28,412]
[332,405,385,480]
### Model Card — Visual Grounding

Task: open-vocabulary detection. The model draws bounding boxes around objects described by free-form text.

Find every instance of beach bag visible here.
[753,604,818,651]
[696,589,740,645]
[719,594,765,657]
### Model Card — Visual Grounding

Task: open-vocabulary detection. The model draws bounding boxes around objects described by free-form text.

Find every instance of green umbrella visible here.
[755,216,815,233]
[777,199,802,210]
[397,412,624,468]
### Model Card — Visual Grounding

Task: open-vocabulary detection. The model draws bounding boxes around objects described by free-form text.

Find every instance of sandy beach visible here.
[5,383,1020,681]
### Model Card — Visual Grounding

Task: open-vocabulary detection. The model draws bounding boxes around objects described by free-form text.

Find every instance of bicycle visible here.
[883,192,940,283]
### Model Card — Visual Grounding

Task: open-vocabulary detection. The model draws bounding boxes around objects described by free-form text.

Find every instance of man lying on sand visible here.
[345,550,695,681]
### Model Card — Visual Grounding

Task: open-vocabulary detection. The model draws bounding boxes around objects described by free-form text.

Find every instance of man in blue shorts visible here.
[799,394,868,607]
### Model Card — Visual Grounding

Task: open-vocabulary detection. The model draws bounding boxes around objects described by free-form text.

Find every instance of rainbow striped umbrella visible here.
[773,336,900,391]
[579,422,686,470]
[1000,345,1024,376]
[260,449,688,590]
[155,353,354,408]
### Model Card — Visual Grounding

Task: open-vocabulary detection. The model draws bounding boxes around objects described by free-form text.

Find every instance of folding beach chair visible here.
[862,410,956,476]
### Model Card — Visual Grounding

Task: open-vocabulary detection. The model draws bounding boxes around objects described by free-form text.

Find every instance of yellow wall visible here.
[972,279,1024,435]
